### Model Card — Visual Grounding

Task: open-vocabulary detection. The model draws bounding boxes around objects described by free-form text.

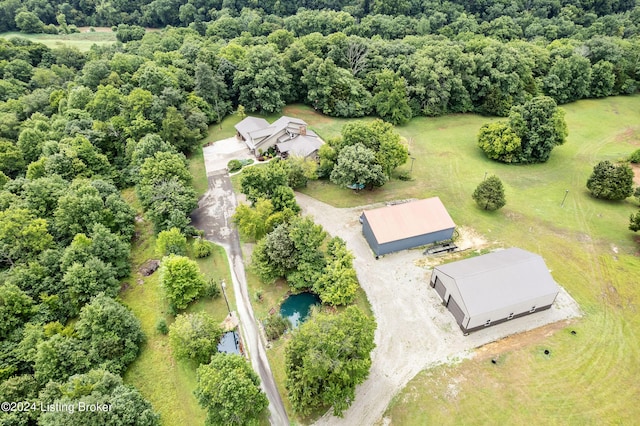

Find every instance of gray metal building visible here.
[430,248,560,334]
[361,198,456,257]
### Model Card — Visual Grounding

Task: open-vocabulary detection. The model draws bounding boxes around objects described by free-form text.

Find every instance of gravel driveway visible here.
[295,193,582,426]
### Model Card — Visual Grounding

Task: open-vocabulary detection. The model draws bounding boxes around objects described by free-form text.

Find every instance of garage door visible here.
[434,277,446,301]
[447,296,465,325]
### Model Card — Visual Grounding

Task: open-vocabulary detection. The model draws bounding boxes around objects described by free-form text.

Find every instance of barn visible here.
[430,248,560,334]
[361,198,456,257]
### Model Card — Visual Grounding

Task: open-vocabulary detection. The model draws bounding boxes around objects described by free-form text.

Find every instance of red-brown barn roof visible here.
[363,197,455,244]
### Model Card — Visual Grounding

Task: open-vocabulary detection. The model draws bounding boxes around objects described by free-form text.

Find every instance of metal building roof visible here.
[363,197,455,244]
[434,248,560,317]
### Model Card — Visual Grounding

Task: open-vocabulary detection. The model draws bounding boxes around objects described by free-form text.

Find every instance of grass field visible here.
[203,98,640,423]
[0,30,116,51]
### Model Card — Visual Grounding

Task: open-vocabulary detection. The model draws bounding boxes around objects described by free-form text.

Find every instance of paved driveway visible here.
[191,139,289,426]
[295,193,582,426]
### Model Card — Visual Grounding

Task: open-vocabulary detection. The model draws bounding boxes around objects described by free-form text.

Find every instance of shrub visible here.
[156,318,168,335]
[472,175,506,211]
[193,237,214,258]
[396,169,412,181]
[586,160,634,200]
[629,149,640,164]
[264,314,289,340]
[156,227,188,256]
[227,159,242,172]
[202,278,221,299]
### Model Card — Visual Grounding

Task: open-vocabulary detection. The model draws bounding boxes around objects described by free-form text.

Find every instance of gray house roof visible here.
[434,248,559,317]
[276,133,323,158]
[235,117,270,147]
[235,115,324,155]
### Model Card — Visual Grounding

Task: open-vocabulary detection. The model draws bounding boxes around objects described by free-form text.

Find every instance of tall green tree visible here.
[0,208,53,267]
[75,294,145,374]
[472,175,506,211]
[160,106,199,153]
[0,283,34,338]
[232,199,276,241]
[159,255,206,310]
[39,369,160,426]
[330,143,387,189]
[285,306,376,417]
[586,160,634,201]
[372,69,412,125]
[234,45,291,114]
[314,237,359,306]
[302,58,371,117]
[196,353,268,425]
[168,312,223,365]
[507,96,568,163]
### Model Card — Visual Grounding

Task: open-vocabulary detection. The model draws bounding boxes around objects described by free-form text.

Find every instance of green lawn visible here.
[0,31,116,51]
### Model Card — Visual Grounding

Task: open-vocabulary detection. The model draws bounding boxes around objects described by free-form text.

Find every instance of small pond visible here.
[279,292,321,329]
[217,331,240,354]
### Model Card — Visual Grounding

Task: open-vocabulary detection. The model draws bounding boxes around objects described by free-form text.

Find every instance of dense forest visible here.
[1,0,639,31]
[1,1,640,423]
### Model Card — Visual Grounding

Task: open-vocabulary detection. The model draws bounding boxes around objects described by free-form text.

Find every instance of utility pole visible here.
[220,279,231,314]
[561,189,569,207]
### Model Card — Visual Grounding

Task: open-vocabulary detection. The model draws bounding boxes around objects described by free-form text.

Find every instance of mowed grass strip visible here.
[0,31,116,51]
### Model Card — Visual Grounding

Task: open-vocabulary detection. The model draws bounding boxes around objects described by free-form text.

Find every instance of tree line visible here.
[2,0,639,35]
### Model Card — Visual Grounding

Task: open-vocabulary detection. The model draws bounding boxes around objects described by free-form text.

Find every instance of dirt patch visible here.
[614,127,640,145]
[77,26,114,32]
[474,319,576,361]
[631,164,640,186]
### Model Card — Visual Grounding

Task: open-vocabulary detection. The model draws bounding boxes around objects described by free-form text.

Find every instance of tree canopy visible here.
[196,353,268,425]
[478,96,567,163]
[285,306,376,417]
[159,254,206,311]
[472,175,507,211]
[586,160,634,201]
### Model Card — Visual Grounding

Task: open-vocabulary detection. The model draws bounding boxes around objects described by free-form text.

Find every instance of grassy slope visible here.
[119,147,240,425]
[323,96,640,424]
[0,31,116,51]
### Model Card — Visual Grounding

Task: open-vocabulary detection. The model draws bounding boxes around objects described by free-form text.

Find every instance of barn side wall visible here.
[462,304,553,333]
[362,216,381,256]
[375,227,455,256]
[464,291,559,331]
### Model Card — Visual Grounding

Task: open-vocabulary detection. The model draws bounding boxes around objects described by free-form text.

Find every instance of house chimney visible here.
[300,125,307,135]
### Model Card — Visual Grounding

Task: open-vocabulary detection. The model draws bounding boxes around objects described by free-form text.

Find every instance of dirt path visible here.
[295,193,582,426]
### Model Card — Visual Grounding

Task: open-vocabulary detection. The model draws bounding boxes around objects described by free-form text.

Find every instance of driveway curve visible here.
[295,193,581,426]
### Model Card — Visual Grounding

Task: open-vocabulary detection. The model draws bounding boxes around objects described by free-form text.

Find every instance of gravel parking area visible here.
[295,193,582,426]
